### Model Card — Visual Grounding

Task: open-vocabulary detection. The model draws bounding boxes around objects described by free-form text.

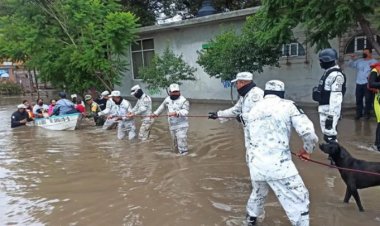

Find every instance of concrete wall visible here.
[117,16,361,105]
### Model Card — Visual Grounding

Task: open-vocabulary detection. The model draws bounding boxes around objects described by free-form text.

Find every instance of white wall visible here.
[118,19,358,104]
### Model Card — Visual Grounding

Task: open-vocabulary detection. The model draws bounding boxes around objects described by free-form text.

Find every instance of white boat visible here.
[34,113,82,131]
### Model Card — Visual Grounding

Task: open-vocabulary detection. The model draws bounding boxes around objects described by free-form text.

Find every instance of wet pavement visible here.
[0,96,380,225]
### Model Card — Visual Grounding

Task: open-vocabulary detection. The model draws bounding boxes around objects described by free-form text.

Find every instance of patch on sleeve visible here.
[293,103,304,114]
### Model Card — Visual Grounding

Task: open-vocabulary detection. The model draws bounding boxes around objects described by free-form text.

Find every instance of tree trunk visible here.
[28,69,34,92]
[357,14,380,55]
[230,85,234,104]
[33,68,40,99]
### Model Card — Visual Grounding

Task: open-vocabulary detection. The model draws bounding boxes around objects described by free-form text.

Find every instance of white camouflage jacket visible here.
[98,99,115,116]
[132,93,152,120]
[318,65,344,116]
[154,96,189,130]
[111,99,134,121]
[247,95,318,181]
[217,86,264,149]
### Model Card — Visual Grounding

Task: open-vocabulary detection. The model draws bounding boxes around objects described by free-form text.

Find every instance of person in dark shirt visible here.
[11,104,33,128]
[95,91,109,111]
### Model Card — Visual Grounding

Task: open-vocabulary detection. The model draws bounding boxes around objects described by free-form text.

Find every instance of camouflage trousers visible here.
[169,126,188,154]
[117,120,136,140]
[102,118,118,130]
[138,119,153,141]
[247,174,310,226]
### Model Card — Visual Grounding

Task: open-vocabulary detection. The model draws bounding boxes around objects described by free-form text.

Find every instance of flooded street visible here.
[1,97,380,226]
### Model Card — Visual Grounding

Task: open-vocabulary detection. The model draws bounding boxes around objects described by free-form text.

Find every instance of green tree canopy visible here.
[0,0,138,94]
[139,46,197,94]
[248,0,380,54]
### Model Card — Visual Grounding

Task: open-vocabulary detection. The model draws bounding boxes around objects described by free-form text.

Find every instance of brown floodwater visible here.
[1,96,380,226]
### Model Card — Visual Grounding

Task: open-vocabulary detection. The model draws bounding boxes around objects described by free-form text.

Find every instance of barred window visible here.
[281,42,305,57]
[345,35,380,54]
[131,39,155,79]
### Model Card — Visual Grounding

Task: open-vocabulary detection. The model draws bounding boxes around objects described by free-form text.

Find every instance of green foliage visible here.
[0,0,138,94]
[139,46,197,92]
[197,30,280,81]
[248,0,380,52]
[0,81,22,95]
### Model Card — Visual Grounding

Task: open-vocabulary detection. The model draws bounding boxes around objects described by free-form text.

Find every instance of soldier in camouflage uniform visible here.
[108,91,136,140]
[313,48,346,143]
[208,72,264,158]
[245,80,318,226]
[128,85,153,141]
[153,83,190,155]
[98,91,117,130]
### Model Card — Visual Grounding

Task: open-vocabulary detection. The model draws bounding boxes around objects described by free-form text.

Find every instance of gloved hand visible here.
[208,112,218,119]
[325,115,333,130]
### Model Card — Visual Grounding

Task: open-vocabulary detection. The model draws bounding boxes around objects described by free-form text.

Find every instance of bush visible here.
[0,81,23,95]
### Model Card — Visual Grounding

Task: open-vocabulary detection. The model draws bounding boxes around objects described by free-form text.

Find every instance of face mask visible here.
[170,95,180,100]
[363,53,368,58]
[134,89,143,99]
[264,90,285,98]
[237,82,256,97]
[38,102,43,106]
[320,61,336,70]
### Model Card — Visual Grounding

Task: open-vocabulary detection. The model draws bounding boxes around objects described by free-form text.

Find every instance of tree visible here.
[248,0,380,54]
[197,30,280,101]
[139,46,197,94]
[0,0,138,94]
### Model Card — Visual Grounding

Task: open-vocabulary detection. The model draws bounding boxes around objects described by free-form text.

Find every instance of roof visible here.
[138,7,259,35]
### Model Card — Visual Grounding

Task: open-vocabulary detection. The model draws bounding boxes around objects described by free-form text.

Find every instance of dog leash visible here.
[291,152,380,177]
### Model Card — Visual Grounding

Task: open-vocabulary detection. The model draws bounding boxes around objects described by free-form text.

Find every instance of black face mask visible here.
[237,82,256,97]
[363,53,368,58]
[114,97,123,105]
[264,90,285,98]
[134,89,143,99]
[320,61,336,70]
[38,102,43,106]
[170,95,180,100]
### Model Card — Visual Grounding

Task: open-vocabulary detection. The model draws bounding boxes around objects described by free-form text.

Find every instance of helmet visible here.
[58,91,66,98]
[319,48,338,62]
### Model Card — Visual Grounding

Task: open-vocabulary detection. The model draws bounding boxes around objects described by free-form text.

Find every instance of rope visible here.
[291,152,380,177]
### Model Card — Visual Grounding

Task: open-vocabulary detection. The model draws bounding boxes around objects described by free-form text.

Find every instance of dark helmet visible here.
[319,48,338,62]
[58,91,66,98]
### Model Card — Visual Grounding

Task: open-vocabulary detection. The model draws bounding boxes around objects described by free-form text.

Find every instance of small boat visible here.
[34,113,82,131]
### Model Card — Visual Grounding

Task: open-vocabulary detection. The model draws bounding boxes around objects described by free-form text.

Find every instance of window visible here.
[281,42,305,57]
[345,35,380,54]
[131,39,155,79]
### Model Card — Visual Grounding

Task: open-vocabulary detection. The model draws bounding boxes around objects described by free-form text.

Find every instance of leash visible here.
[130,114,236,119]
[291,152,380,177]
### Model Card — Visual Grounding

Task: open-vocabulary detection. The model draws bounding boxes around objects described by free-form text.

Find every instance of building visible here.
[117,7,379,104]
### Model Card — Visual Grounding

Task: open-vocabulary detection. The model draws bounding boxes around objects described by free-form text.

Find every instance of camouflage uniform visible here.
[318,65,345,141]
[154,96,190,154]
[99,99,117,130]
[246,80,318,226]
[111,99,136,140]
[217,86,264,152]
[132,93,153,141]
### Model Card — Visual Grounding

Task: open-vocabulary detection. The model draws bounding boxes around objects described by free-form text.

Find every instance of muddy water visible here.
[0,97,380,226]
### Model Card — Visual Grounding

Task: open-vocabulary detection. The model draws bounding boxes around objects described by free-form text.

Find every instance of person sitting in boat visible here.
[95,91,109,111]
[48,99,57,116]
[33,98,49,118]
[71,94,85,107]
[11,104,33,128]
[84,94,104,126]
[53,92,78,116]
